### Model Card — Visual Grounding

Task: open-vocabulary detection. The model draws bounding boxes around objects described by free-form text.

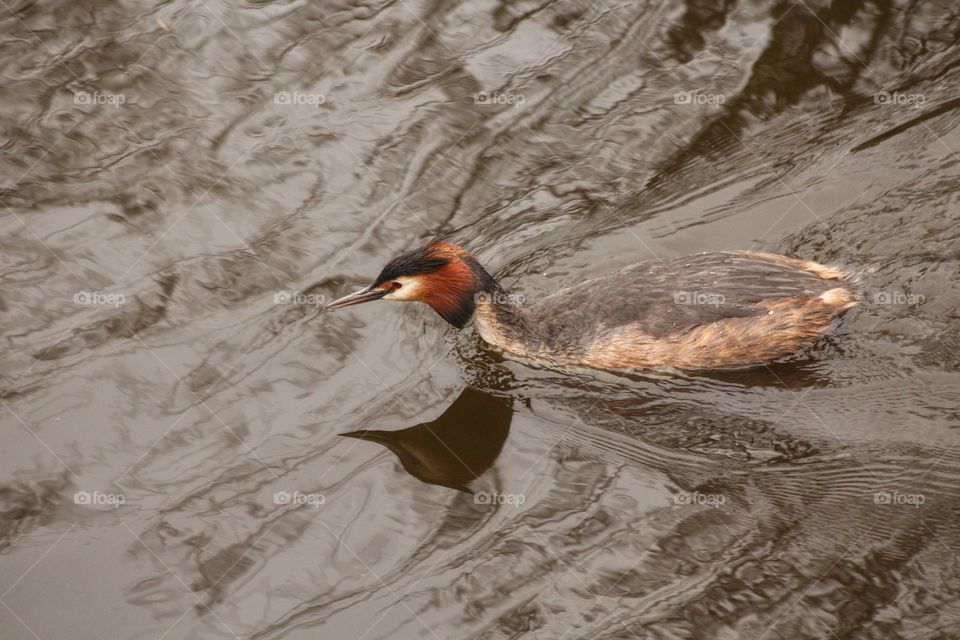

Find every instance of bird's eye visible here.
[391,281,402,289]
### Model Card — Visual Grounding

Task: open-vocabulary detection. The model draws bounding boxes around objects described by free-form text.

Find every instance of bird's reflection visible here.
[341,387,513,492]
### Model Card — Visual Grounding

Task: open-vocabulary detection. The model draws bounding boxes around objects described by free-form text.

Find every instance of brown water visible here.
[2,0,960,638]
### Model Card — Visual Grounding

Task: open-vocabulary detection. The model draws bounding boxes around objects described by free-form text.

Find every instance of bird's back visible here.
[518,251,856,369]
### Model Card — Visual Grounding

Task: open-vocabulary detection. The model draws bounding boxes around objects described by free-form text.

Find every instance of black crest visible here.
[372,245,448,285]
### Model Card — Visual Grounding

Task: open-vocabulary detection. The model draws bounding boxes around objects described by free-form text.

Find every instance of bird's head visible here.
[325,240,496,328]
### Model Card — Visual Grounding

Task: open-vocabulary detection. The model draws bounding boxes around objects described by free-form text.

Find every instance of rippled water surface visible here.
[2,0,960,638]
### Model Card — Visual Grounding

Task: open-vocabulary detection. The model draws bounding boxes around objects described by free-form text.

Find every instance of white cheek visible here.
[382,276,422,301]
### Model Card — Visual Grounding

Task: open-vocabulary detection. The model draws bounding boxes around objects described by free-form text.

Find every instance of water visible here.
[2,0,959,638]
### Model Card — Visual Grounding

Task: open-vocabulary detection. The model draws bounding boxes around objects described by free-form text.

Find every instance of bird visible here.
[324,239,857,371]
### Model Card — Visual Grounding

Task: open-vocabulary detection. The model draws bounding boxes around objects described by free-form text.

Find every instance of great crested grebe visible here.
[325,240,857,370]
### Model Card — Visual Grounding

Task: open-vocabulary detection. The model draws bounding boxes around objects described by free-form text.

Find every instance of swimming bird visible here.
[325,240,857,370]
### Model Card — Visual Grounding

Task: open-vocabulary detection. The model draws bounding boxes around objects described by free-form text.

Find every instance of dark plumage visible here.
[525,252,840,345]
[373,245,449,284]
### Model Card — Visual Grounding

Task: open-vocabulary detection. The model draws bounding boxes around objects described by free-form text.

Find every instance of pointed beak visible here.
[324,285,388,310]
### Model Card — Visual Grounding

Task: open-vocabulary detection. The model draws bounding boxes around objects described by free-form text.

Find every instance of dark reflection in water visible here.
[1,0,960,639]
[341,387,513,492]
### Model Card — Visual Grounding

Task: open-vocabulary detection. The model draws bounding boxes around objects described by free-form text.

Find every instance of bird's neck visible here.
[472,286,538,357]
[453,255,544,357]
